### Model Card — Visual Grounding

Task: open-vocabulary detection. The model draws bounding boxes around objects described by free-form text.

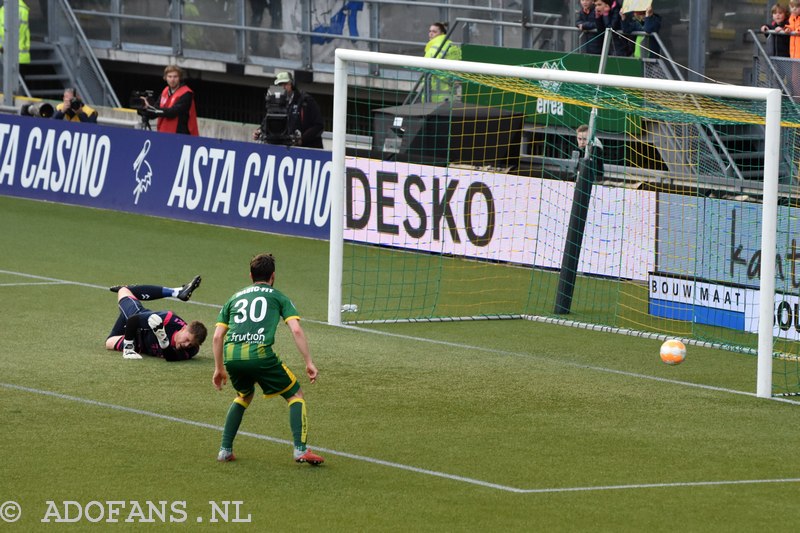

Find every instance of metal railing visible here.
[69,0,554,73]
[749,28,800,187]
[47,0,120,107]
[749,29,793,97]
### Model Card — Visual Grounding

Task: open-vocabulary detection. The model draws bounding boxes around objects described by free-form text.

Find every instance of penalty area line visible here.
[4,382,799,495]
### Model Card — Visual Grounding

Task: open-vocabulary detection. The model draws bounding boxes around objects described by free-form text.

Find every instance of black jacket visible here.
[287,90,324,149]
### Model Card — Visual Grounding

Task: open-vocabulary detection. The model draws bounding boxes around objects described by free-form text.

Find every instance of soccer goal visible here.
[327,48,792,398]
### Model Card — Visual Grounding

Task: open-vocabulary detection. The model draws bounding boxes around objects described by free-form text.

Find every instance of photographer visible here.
[52,88,97,123]
[139,65,199,136]
[254,71,323,148]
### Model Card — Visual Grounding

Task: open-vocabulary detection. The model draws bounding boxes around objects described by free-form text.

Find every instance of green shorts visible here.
[225,358,300,399]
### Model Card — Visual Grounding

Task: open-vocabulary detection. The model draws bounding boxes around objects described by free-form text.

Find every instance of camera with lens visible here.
[19,102,55,118]
[258,87,296,145]
[129,89,157,110]
[69,97,82,111]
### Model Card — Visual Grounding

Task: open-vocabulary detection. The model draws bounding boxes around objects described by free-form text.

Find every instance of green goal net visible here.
[329,50,800,396]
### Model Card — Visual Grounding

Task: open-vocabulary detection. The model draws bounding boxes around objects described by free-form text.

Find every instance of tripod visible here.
[137,109,152,131]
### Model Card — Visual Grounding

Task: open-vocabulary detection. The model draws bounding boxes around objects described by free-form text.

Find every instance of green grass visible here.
[2,194,800,531]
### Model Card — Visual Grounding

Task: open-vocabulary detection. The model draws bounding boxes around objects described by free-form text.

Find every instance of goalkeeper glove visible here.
[148,314,170,349]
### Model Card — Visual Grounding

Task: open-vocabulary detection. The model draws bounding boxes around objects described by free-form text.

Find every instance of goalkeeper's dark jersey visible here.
[136,310,198,361]
[216,282,299,363]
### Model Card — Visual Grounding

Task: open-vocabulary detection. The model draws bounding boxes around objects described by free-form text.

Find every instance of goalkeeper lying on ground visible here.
[104,276,207,361]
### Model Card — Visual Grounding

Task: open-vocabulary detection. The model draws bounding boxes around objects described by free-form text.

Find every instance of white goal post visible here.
[327,48,782,399]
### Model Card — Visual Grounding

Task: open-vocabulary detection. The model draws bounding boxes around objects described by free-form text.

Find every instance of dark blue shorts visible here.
[108,296,151,338]
[119,296,148,319]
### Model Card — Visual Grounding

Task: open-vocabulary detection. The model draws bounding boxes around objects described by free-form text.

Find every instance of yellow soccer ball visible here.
[660,339,686,365]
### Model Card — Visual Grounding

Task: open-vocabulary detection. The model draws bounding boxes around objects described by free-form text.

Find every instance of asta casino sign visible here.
[0,114,332,239]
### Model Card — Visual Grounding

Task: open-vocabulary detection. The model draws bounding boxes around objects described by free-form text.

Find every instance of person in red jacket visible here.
[141,64,199,136]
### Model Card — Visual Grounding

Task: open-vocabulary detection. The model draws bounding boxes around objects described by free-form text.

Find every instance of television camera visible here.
[129,90,157,110]
[130,90,158,130]
[257,87,300,145]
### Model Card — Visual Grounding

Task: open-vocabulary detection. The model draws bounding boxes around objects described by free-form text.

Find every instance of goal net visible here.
[328,49,794,397]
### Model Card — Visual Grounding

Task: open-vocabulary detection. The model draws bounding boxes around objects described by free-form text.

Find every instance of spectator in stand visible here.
[577,0,602,54]
[784,0,800,98]
[789,0,800,58]
[423,21,462,102]
[52,88,98,123]
[0,0,30,65]
[594,0,629,57]
[140,65,199,136]
[620,0,662,58]
[761,3,791,58]
[786,0,800,96]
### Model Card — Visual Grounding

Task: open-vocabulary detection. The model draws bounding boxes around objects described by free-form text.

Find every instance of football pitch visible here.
[2,194,800,531]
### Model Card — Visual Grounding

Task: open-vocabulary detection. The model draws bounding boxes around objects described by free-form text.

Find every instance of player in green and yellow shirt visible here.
[212,252,324,465]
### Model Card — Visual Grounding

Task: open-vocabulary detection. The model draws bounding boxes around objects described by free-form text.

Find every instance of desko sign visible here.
[346,166,495,247]
[344,158,655,277]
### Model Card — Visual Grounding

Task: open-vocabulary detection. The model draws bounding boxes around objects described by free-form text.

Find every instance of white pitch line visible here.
[0,269,223,309]
[4,382,799,495]
[0,269,110,289]
[0,281,68,287]
[513,477,800,494]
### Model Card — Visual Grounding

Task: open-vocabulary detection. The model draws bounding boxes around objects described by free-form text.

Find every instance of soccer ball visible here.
[660,339,686,365]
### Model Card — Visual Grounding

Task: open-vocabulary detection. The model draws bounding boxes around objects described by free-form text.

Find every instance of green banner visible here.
[461,45,643,134]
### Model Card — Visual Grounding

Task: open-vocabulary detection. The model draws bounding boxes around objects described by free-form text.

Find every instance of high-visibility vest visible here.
[157,84,199,136]
[0,1,31,64]
[423,34,462,102]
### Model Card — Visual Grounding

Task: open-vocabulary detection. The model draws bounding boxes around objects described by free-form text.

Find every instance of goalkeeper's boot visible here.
[148,314,170,349]
[109,284,126,293]
[122,340,142,360]
[294,448,324,465]
[217,449,236,462]
[177,275,202,301]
